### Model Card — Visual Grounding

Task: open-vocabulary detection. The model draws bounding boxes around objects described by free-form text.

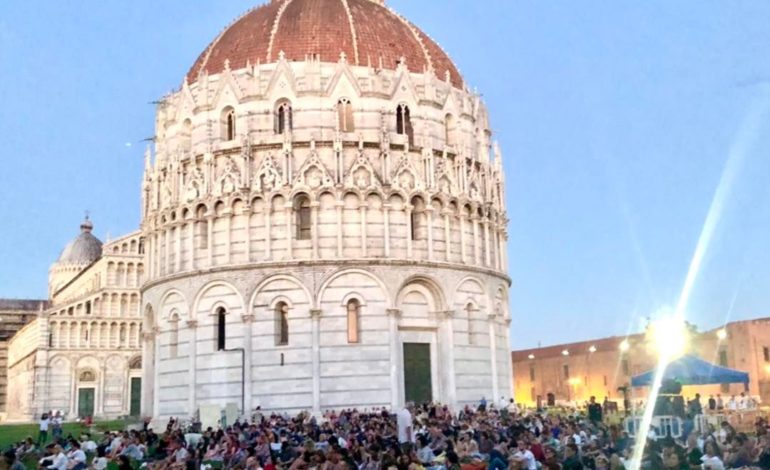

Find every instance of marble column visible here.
[487,314,499,403]
[443,211,452,262]
[387,309,402,409]
[360,205,367,257]
[335,201,344,257]
[241,315,254,414]
[152,327,161,418]
[311,203,320,259]
[459,215,467,263]
[265,207,272,260]
[426,207,434,261]
[285,204,293,260]
[243,207,252,263]
[440,310,457,411]
[206,216,214,266]
[406,207,413,259]
[310,309,322,414]
[471,214,480,265]
[175,223,182,272]
[224,215,232,265]
[383,203,391,257]
[187,320,198,417]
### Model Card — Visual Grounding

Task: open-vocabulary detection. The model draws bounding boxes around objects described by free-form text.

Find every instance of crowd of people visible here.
[6,397,770,470]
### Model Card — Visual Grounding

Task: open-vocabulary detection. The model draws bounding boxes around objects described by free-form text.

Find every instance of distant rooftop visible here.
[0,299,49,312]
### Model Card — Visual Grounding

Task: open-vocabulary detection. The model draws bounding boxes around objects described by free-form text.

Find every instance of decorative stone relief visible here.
[391,153,423,192]
[185,165,205,203]
[294,141,334,190]
[252,153,283,193]
[345,148,381,190]
[215,157,241,196]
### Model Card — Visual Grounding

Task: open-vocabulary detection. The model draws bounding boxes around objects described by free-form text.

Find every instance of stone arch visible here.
[317,268,391,310]
[158,289,189,323]
[396,275,446,314]
[452,276,486,308]
[192,280,245,321]
[249,274,312,312]
[47,355,72,413]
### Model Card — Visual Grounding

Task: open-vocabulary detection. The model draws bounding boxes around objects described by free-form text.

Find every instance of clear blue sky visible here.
[1,1,769,350]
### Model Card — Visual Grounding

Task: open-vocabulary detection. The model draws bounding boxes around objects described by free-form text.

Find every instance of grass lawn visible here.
[0,420,126,451]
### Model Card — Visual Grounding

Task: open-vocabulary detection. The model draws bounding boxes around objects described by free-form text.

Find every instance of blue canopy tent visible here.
[631,354,749,388]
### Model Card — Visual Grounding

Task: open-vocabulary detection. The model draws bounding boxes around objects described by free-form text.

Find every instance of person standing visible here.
[708,395,717,411]
[588,396,603,424]
[396,405,414,451]
[38,413,50,446]
[51,411,63,442]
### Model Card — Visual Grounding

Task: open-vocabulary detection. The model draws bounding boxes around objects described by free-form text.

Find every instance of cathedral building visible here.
[4,0,513,422]
[5,220,144,421]
[140,0,513,418]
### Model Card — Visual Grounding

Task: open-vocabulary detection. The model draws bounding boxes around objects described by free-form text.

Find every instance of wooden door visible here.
[403,343,432,404]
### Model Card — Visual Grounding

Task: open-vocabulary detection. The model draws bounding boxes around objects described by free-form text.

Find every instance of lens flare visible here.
[627,94,770,470]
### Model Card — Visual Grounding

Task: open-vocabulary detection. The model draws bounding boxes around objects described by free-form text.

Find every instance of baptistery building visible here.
[141,0,512,418]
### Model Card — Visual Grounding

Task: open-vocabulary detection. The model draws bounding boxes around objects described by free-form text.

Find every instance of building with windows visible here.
[140,0,512,418]
[0,299,48,418]
[511,317,770,407]
[5,220,144,421]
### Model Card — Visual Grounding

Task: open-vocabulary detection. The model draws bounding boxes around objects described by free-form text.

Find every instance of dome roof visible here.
[186,0,464,88]
[57,217,103,265]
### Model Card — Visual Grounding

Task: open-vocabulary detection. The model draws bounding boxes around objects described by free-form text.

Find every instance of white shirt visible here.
[701,455,724,470]
[82,441,98,453]
[93,457,108,470]
[396,408,413,443]
[39,419,50,431]
[513,450,537,470]
[69,449,86,464]
[47,452,68,470]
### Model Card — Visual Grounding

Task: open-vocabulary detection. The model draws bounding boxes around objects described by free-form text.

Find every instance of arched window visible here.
[169,313,179,358]
[337,98,354,132]
[216,307,226,351]
[347,299,360,344]
[294,195,311,240]
[445,113,456,147]
[221,107,236,141]
[275,101,293,135]
[276,302,289,345]
[410,196,425,241]
[396,104,413,145]
[196,206,208,249]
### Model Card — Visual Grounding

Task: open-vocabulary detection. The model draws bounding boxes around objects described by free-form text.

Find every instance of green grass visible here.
[0,420,126,451]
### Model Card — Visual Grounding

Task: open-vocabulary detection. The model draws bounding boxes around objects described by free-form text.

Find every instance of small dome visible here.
[57,217,103,265]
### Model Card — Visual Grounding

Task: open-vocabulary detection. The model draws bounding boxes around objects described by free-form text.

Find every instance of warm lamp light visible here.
[568,377,581,386]
[562,349,569,356]
[528,354,535,360]
[619,339,630,352]
[650,316,689,359]
[589,345,597,353]
[716,329,727,340]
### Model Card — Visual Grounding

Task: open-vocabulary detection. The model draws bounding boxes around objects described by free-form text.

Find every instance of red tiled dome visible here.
[186,0,464,88]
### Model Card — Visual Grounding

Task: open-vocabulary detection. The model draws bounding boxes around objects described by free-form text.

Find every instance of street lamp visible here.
[562,349,569,356]
[589,345,597,353]
[619,339,630,352]
[528,354,535,360]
